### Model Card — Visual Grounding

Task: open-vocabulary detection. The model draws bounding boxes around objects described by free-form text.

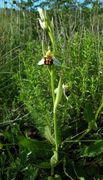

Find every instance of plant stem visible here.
[50,67,58,157]
[50,68,55,105]
[53,109,58,153]
[78,128,90,141]
[51,166,54,177]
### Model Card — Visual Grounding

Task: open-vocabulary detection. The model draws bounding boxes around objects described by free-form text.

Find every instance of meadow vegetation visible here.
[0,1,103,179]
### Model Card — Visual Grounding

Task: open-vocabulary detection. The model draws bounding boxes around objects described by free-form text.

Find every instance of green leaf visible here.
[50,151,58,167]
[84,103,94,122]
[38,161,51,169]
[83,102,97,129]
[79,177,85,180]
[95,96,103,120]
[54,174,62,180]
[0,143,3,149]
[54,77,62,112]
[48,175,62,180]
[24,166,39,180]
[48,177,55,180]
[81,140,103,157]
[19,136,52,160]
[44,126,55,145]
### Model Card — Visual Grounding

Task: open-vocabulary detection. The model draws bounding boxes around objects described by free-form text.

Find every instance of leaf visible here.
[38,161,51,169]
[24,166,39,180]
[79,177,85,180]
[48,177,55,180]
[95,96,103,120]
[50,151,58,167]
[54,77,62,112]
[0,143,3,149]
[81,140,103,157]
[84,103,94,122]
[48,175,62,180]
[44,126,55,145]
[83,102,97,129]
[54,174,62,180]
[18,136,52,160]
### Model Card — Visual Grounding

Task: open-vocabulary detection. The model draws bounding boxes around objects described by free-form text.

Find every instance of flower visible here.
[38,50,61,66]
[38,8,47,30]
[38,8,46,22]
[54,84,70,100]
[38,18,47,30]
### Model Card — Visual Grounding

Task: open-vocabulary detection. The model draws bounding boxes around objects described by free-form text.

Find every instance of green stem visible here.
[54,109,58,153]
[78,128,90,141]
[50,67,58,159]
[51,166,54,177]
[50,68,55,104]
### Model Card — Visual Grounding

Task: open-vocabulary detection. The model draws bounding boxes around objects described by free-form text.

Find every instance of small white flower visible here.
[38,18,47,30]
[54,87,58,94]
[38,8,46,22]
[54,84,70,101]
[38,8,47,30]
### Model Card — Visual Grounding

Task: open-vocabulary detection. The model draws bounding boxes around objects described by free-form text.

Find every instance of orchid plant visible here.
[38,8,64,178]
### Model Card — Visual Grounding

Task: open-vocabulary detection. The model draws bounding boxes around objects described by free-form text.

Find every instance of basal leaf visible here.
[81,140,103,157]
[44,126,55,145]
[50,151,58,167]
